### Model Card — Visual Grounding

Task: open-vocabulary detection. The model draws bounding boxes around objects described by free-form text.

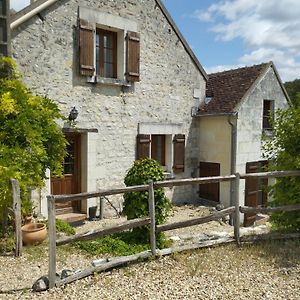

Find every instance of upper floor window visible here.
[96,29,117,78]
[78,18,140,83]
[263,100,274,131]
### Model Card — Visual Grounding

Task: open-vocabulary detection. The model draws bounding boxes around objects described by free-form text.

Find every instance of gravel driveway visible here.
[0,205,299,299]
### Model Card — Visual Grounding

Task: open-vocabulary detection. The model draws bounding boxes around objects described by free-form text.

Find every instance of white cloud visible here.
[196,0,300,81]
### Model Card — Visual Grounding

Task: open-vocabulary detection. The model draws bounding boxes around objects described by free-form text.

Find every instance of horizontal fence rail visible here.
[56,217,151,246]
[47,170,300,289]
[157,207,235,233]
[240,203,300,214]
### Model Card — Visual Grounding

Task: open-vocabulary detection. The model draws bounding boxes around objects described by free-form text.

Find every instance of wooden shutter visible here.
[199,162,220,202]
[136,134,150,160]
[126,31,140,82]
[79,19,95,76]
[173,134,185,173]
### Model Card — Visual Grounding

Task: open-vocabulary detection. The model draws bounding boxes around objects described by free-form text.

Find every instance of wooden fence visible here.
[47,170,300,288]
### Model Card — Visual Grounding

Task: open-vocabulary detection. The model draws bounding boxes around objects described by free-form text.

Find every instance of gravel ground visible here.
[0,205,299,299]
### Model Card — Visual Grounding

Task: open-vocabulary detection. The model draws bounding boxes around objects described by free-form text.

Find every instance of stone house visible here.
[10,0,207,221]
[194,62,290,226]
[6,1,290,224]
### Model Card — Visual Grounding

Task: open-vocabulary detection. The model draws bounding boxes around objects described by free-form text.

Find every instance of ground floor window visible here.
[136,134,185,173]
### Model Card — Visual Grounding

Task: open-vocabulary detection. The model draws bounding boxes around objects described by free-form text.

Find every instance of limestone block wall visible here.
[236,67,289,206]
[11,0,206,216]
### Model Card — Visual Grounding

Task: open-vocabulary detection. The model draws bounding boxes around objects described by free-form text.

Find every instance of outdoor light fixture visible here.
[68,107,78,122]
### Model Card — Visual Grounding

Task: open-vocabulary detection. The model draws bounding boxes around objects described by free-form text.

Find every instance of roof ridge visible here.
[208,62,270,77]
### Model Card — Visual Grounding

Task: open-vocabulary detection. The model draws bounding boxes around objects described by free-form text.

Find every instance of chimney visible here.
[0,0,11,56]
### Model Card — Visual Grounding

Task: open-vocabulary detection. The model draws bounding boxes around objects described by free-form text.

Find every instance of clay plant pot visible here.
[21,223,47,246]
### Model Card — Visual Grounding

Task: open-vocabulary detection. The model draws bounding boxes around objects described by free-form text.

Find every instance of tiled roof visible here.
[198,63,270,114]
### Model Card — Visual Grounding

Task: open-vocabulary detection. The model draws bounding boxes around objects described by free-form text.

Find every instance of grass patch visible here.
[73,231,150,257]
[55,219,76,236]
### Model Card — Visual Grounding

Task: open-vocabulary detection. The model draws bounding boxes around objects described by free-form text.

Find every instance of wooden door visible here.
[199,162,220,202]
[51,133,81,215]
[244,161,268,226]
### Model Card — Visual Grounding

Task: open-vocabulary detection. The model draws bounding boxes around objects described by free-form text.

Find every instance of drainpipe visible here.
[10,0,59,30]
[227,112,238,224]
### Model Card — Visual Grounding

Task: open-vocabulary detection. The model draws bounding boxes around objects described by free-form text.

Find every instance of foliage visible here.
[123,158,172,246]
[74,232,149,257]
[284,78,300,106]
[55,219,76,236]
[0,56,67,218]
[263,105,300,230]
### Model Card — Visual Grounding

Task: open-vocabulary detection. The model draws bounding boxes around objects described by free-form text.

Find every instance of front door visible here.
[51,133,81,215]
[244,160,268,226]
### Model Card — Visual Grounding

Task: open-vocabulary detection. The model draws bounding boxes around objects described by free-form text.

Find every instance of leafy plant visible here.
[74,232,149,257]
[263,104,300,230]
[123,158,172,247]
[55,219,76,236]
[0,56,67,219]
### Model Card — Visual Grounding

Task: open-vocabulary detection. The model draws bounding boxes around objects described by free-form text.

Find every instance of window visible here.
[78,18,140,82]
[96,29,117,78]
[136,134,185,173]
[263,100,274,130]
[151,135,166,166]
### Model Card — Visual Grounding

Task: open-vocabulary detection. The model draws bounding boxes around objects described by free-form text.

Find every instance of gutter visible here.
[227,112,238,223]
[10,0,59,30]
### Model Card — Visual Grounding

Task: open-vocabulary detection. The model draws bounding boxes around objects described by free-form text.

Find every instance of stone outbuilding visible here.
[10,0,207,221]
[194,62,290,226]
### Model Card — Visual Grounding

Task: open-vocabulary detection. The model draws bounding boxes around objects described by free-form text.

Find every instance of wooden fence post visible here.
[10,179,22,257]
[47,195,57,288]
[99,197,104,220]
[148,181,156,256]
[233,173,241,245]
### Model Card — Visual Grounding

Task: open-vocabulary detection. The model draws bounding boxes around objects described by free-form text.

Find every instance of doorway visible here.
[51,133,81,215]
[244,160,268,226]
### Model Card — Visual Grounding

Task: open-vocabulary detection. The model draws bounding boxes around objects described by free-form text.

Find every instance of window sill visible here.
[87,76,132,87]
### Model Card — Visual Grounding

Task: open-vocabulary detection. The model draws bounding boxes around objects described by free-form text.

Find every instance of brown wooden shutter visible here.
[173,134,185,173]
[79,19,95,76]
[198,162,220,202]
[126,31,140,82]
[136,134,150,160]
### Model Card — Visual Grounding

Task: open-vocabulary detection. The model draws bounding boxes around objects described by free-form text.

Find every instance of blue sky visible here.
[11,0,300,82]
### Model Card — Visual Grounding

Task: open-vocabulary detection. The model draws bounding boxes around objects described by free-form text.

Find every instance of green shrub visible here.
[123,158,172,247]
[263,104,300,230]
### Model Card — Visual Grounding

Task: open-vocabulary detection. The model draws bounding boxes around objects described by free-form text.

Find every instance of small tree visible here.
[263,101,300,230]
[0,56,67,218]
[123,158,172,246]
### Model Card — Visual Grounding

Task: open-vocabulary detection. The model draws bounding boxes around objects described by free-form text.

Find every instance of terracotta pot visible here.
[21,223,47,245]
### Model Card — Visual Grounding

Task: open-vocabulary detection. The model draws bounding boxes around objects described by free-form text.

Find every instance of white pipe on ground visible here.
[10,0,59,30]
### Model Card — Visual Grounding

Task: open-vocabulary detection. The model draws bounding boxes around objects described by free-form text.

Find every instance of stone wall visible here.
[236,67,289,206]
[11,0,206,217]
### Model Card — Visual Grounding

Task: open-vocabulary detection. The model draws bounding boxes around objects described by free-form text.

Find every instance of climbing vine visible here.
[0,56,67,217]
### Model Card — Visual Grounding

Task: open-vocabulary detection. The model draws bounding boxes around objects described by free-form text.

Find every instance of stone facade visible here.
[236,67,288,206]
[11,0,206,217]
[196,65,289,212]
